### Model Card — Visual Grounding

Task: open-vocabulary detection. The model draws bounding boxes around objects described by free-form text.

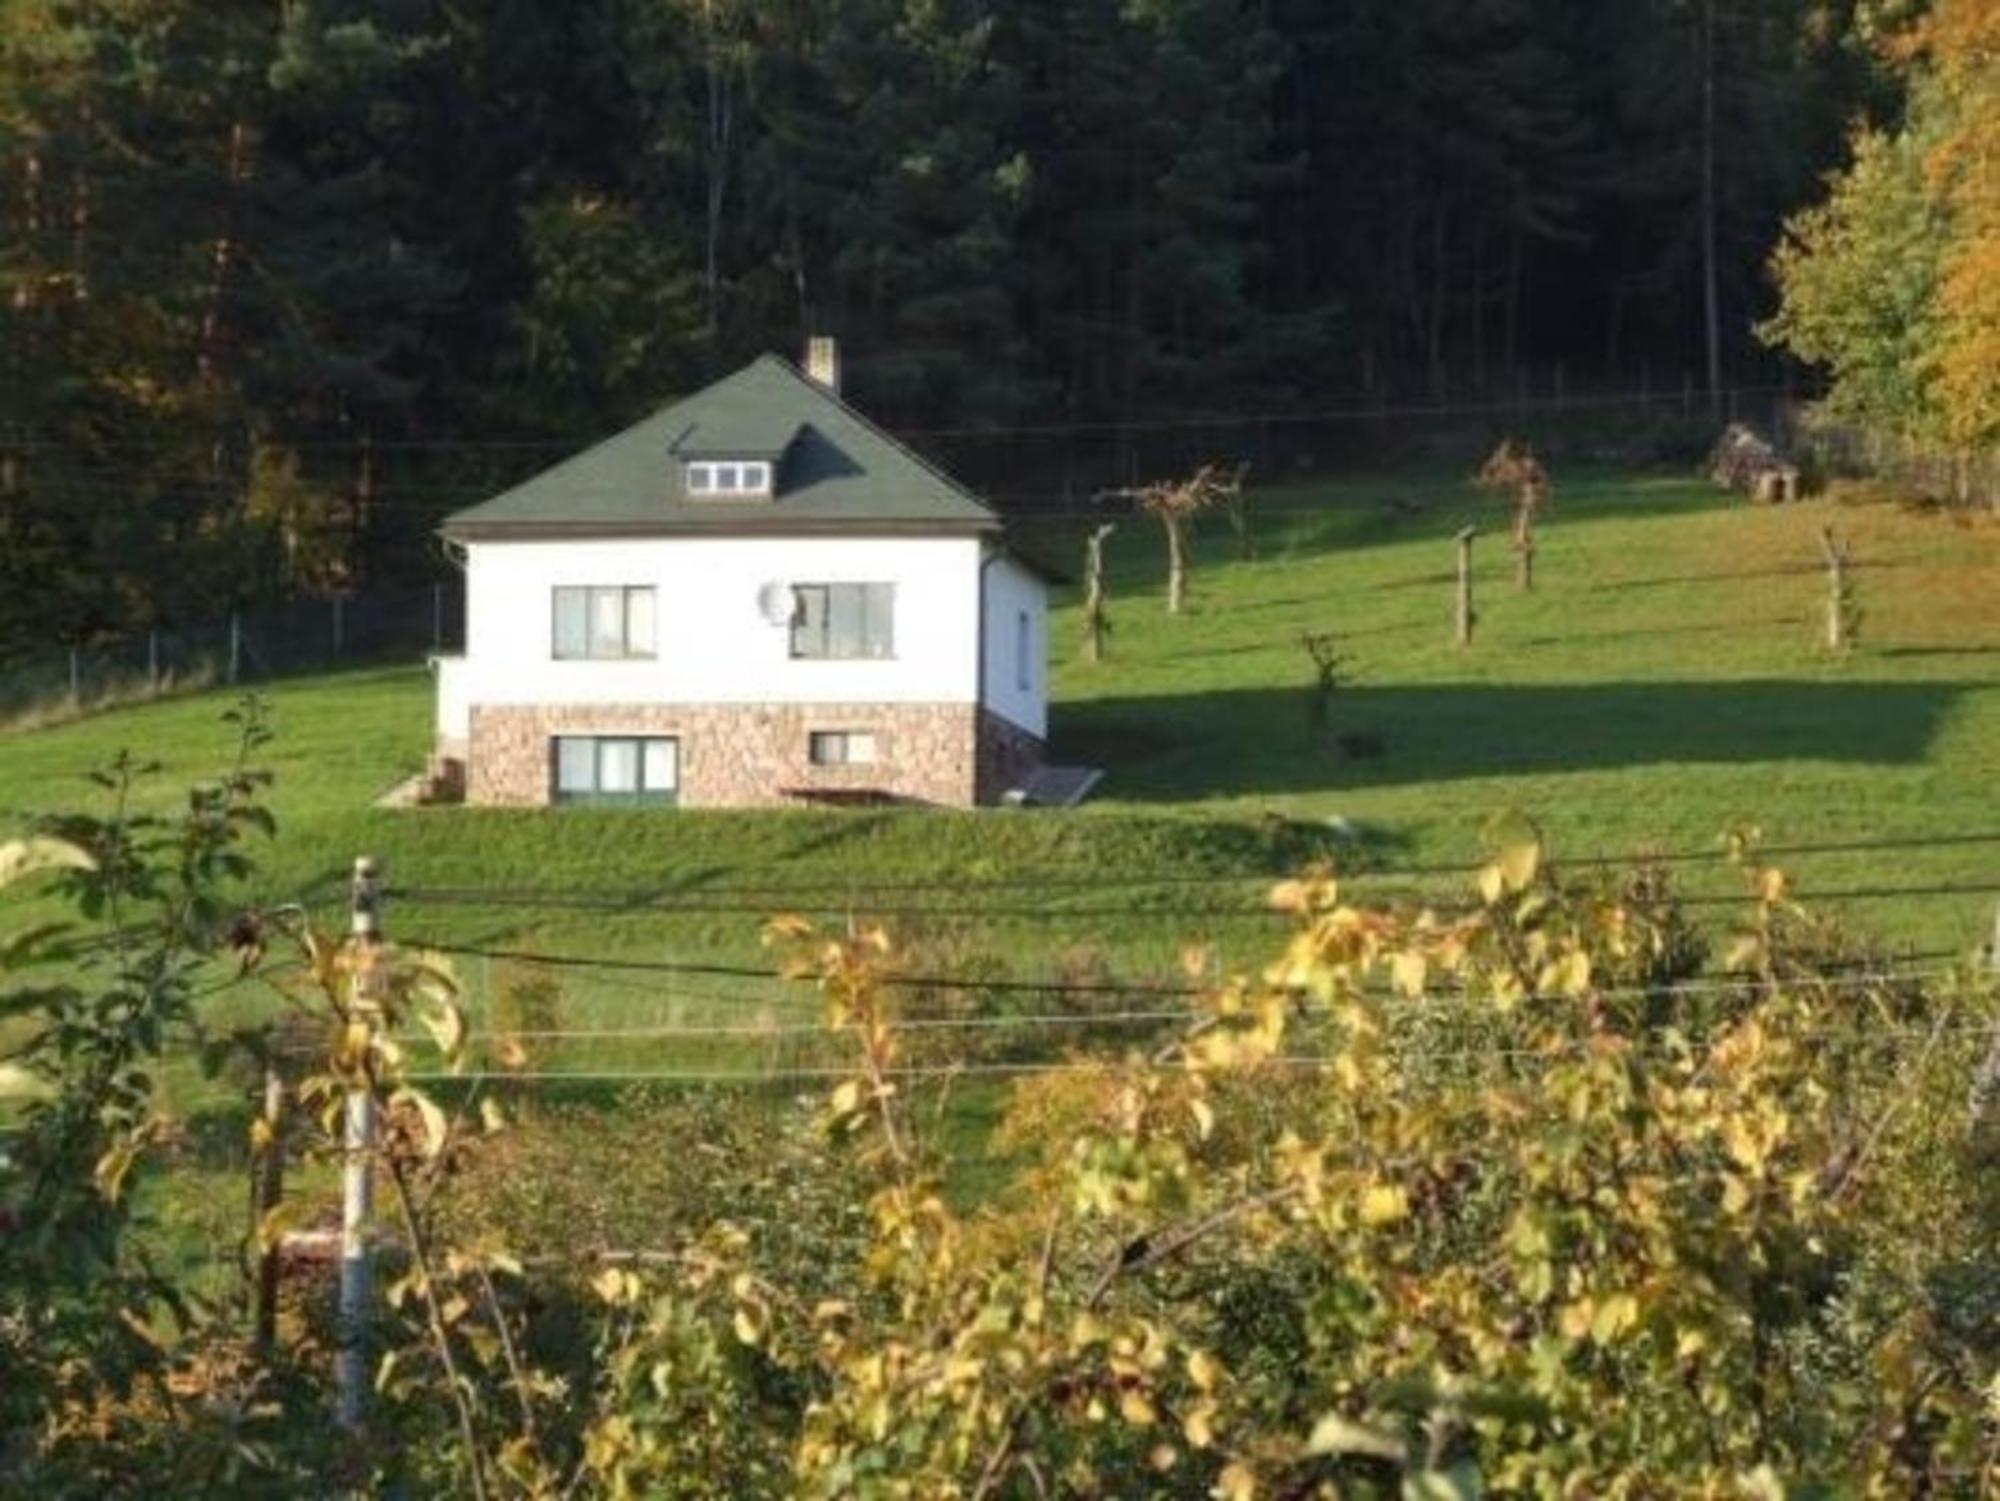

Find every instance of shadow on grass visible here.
[1053,679,1971,802]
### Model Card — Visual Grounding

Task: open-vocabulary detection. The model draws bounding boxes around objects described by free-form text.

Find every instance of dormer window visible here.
[687,459,772,497]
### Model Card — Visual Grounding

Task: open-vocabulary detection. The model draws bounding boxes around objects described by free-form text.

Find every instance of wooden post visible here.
[252,1058,286,1354]
[1454,527,1477,648]
[1516,537,1535,593]
[337,855,383,1430]
[1819,527,1853,651]
[146,630,159,694]
[67,646,79,706]
[1082,523,1114,662]
[227,612,241,685]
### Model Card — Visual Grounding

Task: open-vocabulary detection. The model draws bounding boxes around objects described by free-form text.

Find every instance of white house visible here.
[430,344,1051,807]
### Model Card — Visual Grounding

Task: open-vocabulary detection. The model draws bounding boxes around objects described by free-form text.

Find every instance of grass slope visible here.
[2,467,1995,1076]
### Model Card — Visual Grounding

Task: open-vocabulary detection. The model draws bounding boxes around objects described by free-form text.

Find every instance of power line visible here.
[1,382,1797,456]
[383,879,2000,928]
[375,964,1960,1045]
[403,938,1972,1000]
[381,829,2000,904]
[388,1019,1998,1088]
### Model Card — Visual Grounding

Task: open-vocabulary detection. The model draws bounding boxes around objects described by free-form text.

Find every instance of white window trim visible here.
[686,459,772,497]
[552,585,657,661]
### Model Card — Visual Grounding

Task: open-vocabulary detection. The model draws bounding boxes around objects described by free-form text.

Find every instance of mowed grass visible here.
[1,465,1996,1090]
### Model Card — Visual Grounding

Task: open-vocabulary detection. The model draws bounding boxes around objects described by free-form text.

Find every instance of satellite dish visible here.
[755,581,794,627]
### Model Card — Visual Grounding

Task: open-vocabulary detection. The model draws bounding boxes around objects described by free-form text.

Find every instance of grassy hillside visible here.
[1,466,1995,1083]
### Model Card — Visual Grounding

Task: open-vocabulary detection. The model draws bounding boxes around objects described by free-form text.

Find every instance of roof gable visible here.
[443,356,997,537]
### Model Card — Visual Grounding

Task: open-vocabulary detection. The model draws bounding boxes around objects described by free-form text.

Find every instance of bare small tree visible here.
[1476,438,1553,590]
[1137,463,1231,614]
[1299,630,1350,746]
[1081,523,1116,662]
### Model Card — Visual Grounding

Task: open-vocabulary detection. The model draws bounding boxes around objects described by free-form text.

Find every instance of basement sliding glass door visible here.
[551,735,679,806]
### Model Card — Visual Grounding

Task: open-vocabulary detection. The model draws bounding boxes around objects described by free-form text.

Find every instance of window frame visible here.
[685,459,772,498]
[789,582,896,661]
[808,730,879,768]
[551,585,657,661]
[550,734,679,806]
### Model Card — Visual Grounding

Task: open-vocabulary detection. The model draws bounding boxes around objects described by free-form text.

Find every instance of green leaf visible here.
[1307,1412,1407,1462]
[1404,1463,1484,1501]
[394,1086,450,1159]
[0,837,95,891]
[0,1062,51,1102]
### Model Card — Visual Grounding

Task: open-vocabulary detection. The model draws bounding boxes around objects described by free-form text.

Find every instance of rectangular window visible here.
[552,586,656,660]
[790,583,894,660]
[1015,609,1032,692]
[809,730,878,767]
[551,736,678,805]
[686,460,771,497]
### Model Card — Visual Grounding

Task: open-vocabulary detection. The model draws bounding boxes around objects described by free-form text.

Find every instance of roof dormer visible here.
[670,414,801,501]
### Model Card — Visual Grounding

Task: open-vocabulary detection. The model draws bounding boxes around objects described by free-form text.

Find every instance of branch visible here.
[1085,1183,1302,1309]
[383,1149,492,1501]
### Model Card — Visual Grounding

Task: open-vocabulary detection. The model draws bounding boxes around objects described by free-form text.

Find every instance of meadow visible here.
[1,463,1995,1083]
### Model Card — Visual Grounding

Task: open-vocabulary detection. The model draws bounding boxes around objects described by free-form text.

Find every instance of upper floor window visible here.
[553,585,656,660]
[687,460,771,497]
[791,582,894,660]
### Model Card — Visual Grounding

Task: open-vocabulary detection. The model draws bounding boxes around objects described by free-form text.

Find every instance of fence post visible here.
[228,613,242,686]
[1454,526,1477,649]
[337,855,384,1431]
[147,630,159,695]
[252,1055,286,1354]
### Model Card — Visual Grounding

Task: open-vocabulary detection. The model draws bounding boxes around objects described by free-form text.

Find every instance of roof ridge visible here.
[758,352,998,521]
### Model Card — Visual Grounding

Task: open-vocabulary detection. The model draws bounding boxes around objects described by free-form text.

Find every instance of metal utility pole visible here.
[337,856,384,1430]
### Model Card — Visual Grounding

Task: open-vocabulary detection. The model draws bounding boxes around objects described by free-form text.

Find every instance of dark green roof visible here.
[442,355,998,538]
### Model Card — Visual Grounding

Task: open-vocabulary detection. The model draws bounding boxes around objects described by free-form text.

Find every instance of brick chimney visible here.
[804,335,840,394]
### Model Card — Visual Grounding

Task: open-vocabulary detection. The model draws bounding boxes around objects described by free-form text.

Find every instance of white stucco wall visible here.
[979,554,1047,740]
[436,534,994,741]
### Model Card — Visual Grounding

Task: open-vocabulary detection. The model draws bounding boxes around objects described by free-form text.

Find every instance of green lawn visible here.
[7,463,1995,1287]
[2,465,1996,1079]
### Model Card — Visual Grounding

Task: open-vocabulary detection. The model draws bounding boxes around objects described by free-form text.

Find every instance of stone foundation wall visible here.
[463,702,981,807]
[976,709,1046,803]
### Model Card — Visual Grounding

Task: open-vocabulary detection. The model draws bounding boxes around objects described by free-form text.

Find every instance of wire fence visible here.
[0,580,463,729]
[1787,408,1999,513]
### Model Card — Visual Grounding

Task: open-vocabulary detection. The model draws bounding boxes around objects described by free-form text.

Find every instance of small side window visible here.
[1015,609,1032,692]
[809,730,877,767]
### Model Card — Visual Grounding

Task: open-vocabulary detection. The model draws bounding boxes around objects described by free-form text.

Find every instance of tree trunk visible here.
[1819,527,1850,651]
[1082,524,1112,661]
[197,120,252,388]
[1454,527,1476,647]
[1164,516,1188,615]
[701,1,733,346]
[252,1064,286,1355]
[1699,0,1723,420]
[1428,197,1448,402]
